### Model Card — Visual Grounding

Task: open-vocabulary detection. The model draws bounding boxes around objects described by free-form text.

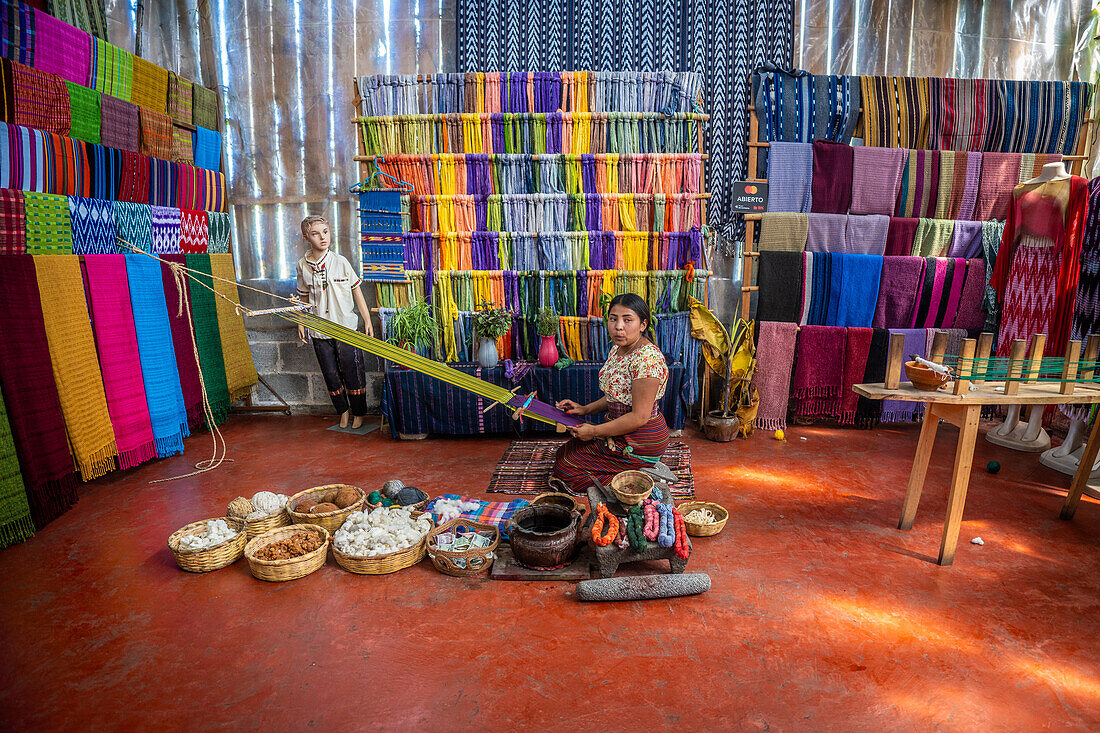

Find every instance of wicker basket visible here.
[286,484,366,534]
[242,509,291,540]
[426,518,500,577]
[678,501,729,537]
[169,517,247,573]
[367,487,428,512]
[244,524,330,582]
[331,510,433,575]
[610,470,654,505]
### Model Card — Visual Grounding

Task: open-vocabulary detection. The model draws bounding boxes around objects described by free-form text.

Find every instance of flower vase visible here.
[538,335,559,367]
[477,337,499,369]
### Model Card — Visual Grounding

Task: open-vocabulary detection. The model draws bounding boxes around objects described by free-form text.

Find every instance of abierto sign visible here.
[730,181,769,213]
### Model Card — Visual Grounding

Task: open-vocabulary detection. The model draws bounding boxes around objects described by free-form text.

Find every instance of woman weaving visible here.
[550,294,670,495]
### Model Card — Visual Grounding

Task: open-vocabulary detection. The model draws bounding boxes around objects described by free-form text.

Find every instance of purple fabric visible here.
[957,152,982,220]
[850,147,908,216]
[952,258,988,333]
[948,220,983,259]
[805,213,847,253]
[873,256,926,329]
[843,214,889,255]
[811,140,854,214]
[884,217,920,257]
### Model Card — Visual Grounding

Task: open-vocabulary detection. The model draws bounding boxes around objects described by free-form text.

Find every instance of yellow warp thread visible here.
[436,270,459,362]
[209,254,259,402]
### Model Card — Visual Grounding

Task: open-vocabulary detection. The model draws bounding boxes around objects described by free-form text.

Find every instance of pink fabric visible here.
[917,259,949,328]
[873,256,926,328]
[952,259,988,333]
[81,255,157,469]
[30,10,91,86]
[753,321,798,431]
[792,325,847,418]
[940,258,969,329]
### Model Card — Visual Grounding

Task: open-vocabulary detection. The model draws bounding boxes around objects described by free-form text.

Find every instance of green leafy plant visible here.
[472,301,512,339]
[536,307,560,337]
[386,300,437,349]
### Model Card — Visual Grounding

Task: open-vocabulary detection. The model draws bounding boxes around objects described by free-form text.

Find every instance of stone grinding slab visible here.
[490,544,593,581]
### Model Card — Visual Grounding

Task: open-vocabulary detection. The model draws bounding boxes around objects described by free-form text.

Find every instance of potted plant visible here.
[386,300,437,354]
[472,301,511,368]
[535,307,560,367]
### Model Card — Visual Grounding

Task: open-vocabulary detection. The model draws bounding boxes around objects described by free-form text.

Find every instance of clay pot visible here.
[507,504,583,568]
[905,361,950,391]
[703,411,740,442]
[538,335,559,367]
[531,492,586,517]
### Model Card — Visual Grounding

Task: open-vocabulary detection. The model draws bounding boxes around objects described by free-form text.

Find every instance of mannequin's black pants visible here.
[313,338,367,416]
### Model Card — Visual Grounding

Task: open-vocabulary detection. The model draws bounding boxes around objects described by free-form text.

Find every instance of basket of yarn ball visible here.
[609,470,654,505]
[331,508,434,575]
[168,517,247,573]
[677,501,729,537]
[286,484,366,534]
[367,486,428,511]
[227,493,292,539]
[426,518,501,577]
[244,524,330,582]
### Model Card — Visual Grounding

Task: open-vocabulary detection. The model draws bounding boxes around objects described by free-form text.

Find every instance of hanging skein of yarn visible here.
[656,503,675,548]
[643,500,659,542]
[591,504,618,547]
[673,508,690,560]
[626,504,647,552]
[615,515,630,549]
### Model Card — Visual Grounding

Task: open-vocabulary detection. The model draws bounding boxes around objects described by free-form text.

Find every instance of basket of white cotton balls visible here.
[227,491,293,539]
[168,517,247,572]
[331,507,435,574]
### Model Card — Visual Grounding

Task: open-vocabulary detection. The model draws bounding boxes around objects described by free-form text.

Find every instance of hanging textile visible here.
[184,253,231,426]
[48,0,108,42]
[752,66,860,144]
[99,94,139,152]
[791,324,846,418]
[68,195,113,254]
[193,126,221,171]
[991,80,1090,156]
[167,72,193,125]
[150,204,181,254]
[849,147,907,217]
[753,320,796,431]
[0,255,79,527]
[0,187,25,253]
[125,255,189,457]
[191,85,220,130]
[179,208,208,253]
[455,0,795,234]
[130,55,169,113]
[29,8,89,87]
[809,140,852,215]
[952,259,988,334]
[895,150,940,219]
[911,257,968,329]
[208,254,259,402]
[114,200,151,254]
[0,0,35,65]
[754,250,802,323]
[32,254,117,480]
[765,141,812,213]
[65,80,100,143]
[160,254,205,428]
[873,256,926,329]
[860,76,930,149]
[0,391,34,548]
[23,190,72,254]
[90,38,132,100]
[12,60,69,135]
[843,214,888,256]
[138,107,173,160]
[82,255,158,469]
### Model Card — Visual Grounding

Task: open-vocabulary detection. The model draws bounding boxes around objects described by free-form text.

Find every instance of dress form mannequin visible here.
[985,162,1071,452]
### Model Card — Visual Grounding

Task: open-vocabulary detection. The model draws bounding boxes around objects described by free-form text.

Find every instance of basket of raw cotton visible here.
[226,491,293,539]
[331,507,434,574]
[169,517,247,572]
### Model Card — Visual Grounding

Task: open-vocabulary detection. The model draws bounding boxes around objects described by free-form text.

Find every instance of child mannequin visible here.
[296,215,374,429]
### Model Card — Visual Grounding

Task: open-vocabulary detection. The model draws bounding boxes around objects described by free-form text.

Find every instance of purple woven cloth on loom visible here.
[805,213,847,253]
[850,147,907,216]
[885,217,920,257]
[952,259,988,333]
[975,153,1021,221]
[766,141,813,213]
[948,220,983,259]
[811,140,853,214]
[753,321,798,431]
[29,11,89,86]
[873,256,926,329]
[882,329,927,423]
[792,325,847,417]
[843,214,889,255]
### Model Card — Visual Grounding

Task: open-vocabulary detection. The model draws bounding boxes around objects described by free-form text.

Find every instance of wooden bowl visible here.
[610,470,654,505]
[905,361,950,391]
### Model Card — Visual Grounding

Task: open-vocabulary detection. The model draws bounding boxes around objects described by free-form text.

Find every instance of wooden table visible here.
[854,379,1100,565]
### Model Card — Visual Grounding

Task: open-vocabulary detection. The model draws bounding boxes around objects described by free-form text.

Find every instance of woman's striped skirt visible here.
[550,402,669,495]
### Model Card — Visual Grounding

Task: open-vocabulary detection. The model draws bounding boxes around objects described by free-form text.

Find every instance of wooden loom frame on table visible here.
[853,331,1100,566]
[739,88,1096,319]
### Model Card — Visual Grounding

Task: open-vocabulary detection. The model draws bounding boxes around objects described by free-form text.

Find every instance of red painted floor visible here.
[1,415,1099,730]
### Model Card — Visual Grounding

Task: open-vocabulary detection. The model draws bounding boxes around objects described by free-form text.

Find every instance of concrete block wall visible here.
[244,313,385,415]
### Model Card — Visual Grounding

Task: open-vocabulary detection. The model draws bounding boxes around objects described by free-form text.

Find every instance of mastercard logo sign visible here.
[744,185,758,194]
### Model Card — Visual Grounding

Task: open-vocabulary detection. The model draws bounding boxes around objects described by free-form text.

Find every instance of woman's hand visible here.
[297,325,307,344]
[567,423,598,441]
[555,399,586,415]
